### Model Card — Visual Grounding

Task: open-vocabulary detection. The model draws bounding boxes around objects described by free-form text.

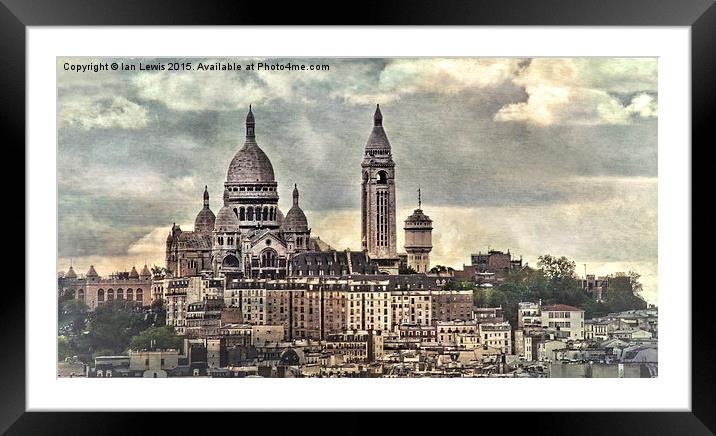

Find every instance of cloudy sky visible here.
[57,57,658,303]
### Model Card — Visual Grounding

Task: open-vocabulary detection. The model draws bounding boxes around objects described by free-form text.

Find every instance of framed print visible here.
[4,0,713,433]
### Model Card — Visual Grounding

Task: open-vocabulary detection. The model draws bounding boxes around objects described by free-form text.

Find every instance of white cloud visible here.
[59,96,150,130]
[335,58,521,104]
[132,67,269,111]
[130,58,522,110]
[495,59,657,125]
[58,164,199,204]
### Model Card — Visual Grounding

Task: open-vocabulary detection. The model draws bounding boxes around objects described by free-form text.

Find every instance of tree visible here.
[472,288,490,308]
[130,326,182,351]
[537,255,576,280]
[604,272,647,312]
[149,298,167,326]
[151,265,170,279]
[399,265,418,274]
[443,279,473,290]
[537,255,588,308]
[79,300,153,355]
[429,265,454,274]
[59,299,89,336]
[58,335,74,361]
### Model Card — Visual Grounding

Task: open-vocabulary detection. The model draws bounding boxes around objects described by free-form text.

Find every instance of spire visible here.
[246,105,255,139]
[66,265,77,279]
[293,183,299,207]
[140,263,151,278]
[87,265,98,278]
[374,104,382,126]
[418,187,422,209]
[203,185,210,209]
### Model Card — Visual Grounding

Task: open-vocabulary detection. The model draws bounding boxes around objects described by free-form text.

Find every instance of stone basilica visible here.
[166,106,320,279]
[165,104,432,279]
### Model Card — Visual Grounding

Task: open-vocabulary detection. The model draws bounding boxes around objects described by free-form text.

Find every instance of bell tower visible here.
[361,105,399,274]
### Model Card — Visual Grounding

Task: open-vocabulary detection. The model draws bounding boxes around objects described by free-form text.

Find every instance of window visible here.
[376,170,388,184]
[97,289,104,302]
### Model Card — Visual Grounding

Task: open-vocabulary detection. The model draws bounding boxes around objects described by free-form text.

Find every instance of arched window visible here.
[377,170,388,184]
[97,289,104,302]
[240,207,245,221]
[107,289,114,301]
[270,207,275,221]
[247,207,254,221]
[233,208,238,218]
[261,249,278,268]
[78,289,84,300]
[136,288,143,302]
[117,288,124,300]
[228,237,234,246]
[127,289,133,300]
[263,207,269,221]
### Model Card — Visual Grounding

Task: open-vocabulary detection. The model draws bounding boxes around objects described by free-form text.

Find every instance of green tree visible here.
[472,288,490,308]
[151,265,170,279]
[130,325,182,351]
[429,265,454,274]
[79,300,152,355]
[443,279,474,290]
[58,335,74,361]
[537,255,588,308]
[149,298,167,326]
[59,298,89,336]
[604,272,647,312]
[399,265,418,274]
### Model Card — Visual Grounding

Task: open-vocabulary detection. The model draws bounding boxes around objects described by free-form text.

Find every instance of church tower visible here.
[361,105,399,274]
[404,188,433,273]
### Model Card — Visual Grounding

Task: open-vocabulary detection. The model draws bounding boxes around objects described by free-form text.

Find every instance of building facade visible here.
[63,265,152,311]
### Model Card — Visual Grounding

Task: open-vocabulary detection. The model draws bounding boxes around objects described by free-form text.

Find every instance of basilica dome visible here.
[226,106,275,184]
[214,205,240,232]
[194,186,216,233]
[195,208,216,233]
[282,184,309,232]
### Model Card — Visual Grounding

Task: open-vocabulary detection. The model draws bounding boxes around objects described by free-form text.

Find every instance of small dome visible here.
[140,264,151,278]
[195,186,216,233]
[86,265,99,277]
[283,208,308,232]
[195,208,216,233]
[282,184,308,232]
[65,266,77,279]
[129,266,139,279]
[214,205,240,232]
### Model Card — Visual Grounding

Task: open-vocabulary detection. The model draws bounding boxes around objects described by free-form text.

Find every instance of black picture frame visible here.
[4,0,711,433]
